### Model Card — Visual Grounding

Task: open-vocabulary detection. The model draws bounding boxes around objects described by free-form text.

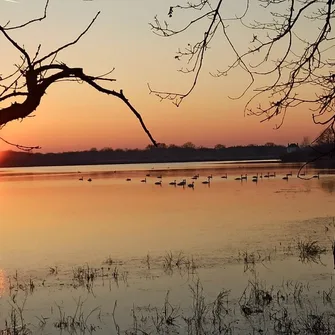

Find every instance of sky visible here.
[0,0,324,152]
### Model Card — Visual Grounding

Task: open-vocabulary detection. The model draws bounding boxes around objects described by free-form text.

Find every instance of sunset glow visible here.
[0,0,324,152]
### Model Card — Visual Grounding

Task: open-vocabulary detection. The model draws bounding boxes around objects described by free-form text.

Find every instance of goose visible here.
[169,180,177,186]
[191,174,199,180]
[155,180,162,185]
[283,175,289,180]
[126,178,131,181]
[157,175,163,179]
[259,173,263,179]
[188,181,195,188]
[202,177,211,184]
[252,173,258,179]
[312,172,320,179]
[269,172,276,177]
[264,173,270,178]
[177,179,186,186]
[235,175,242,181]
[241,174,248,180]
[79,177,83,181]
[252,178,258,183]
[287,171,292,176]
[87,178,92,182]
[221,173,228,179]
[141,178,146,183]
[208,174,213,179]
[146,173,150,177]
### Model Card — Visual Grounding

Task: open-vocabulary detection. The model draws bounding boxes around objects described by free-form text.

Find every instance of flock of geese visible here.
[77,171,321,187]
[126,173,213,188]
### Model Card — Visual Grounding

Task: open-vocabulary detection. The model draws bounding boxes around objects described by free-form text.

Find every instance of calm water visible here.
[1,161,335,334]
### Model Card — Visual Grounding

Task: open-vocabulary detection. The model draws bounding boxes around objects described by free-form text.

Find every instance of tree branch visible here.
[0,2,157,150]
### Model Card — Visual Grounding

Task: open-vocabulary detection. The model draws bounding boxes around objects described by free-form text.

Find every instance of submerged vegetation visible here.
[3,270,335,334]
[297,240,327,264]
[2,220,335,334]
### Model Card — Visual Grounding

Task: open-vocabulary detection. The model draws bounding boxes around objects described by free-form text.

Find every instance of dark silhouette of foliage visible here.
[214,144,226,150]
[0,143,287,167]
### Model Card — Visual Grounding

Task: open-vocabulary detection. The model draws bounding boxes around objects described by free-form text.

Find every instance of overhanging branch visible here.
[0,1,158,149]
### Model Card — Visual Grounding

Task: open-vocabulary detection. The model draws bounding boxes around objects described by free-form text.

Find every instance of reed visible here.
[297,239,327,263]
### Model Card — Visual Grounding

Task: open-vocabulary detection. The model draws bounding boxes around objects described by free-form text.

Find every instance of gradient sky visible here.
[0,0,323,152]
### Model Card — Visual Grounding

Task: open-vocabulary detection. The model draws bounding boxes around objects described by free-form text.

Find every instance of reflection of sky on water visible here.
[0,269,5,297]
[0,163,334,332]
[0,162,334,273]
[320,179,335,194]
[0,161,333,183]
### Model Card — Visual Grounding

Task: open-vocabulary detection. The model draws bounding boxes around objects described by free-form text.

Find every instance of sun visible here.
[0,149,9,165]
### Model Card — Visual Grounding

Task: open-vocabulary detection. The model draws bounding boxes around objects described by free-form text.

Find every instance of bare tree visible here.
[149,0,335,132]
[0,1,157,151]
[315,124,335,146]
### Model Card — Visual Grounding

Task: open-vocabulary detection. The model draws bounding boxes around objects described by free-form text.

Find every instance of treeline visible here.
[281,143,335,166]
[0,143,288,167]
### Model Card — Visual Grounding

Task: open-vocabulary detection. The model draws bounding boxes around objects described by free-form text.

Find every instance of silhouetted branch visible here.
[150,0,335,130]
[35,11,101,65]
[0,1,157,150]
[4,0,50,30]
[298,120,335,178]
[149,0,223,106]
[0,136,41,152]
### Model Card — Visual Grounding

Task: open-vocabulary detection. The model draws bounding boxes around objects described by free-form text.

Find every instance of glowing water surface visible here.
[0,161,334,334]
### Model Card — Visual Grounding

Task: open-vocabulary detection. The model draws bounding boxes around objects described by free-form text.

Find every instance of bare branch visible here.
[149,0,223,106]
[0,26,31,67]
[0,3,157,149]
[4,0,50,31]
[0,136,41,152]
[149,0,335,134]
[35,12,101,65]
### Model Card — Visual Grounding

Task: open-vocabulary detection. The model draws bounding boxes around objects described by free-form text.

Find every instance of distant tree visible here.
[182,142,196,149]
[0,1,156,151]
[157,143,167,149]
[168,144,179,149]
[101,147,113,152]
[214,144,226,150]
[300,137,311,148]
[89,147,98,152]
[145,144,155,150]
[265,142,275,147]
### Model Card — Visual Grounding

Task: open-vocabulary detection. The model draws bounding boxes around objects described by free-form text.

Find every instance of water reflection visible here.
[0,269,5,297]
[320,179,335,194]
[0,163,335,334]
[0,160,333,183]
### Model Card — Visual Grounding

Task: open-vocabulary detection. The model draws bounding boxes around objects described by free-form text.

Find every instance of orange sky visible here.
[0,0,323,152]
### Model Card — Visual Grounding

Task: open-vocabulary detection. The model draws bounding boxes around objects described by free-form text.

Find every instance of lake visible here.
[1,160,335,334]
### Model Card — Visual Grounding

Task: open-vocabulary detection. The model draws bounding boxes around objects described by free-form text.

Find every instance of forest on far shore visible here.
[0,138,333,168]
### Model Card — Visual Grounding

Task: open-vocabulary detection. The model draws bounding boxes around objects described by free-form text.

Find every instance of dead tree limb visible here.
[149,0,335,128]
[0,1,157,150]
